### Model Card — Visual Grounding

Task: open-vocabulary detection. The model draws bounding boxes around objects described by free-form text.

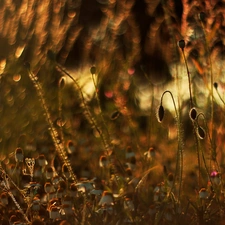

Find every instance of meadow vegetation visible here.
[0,0,225,224]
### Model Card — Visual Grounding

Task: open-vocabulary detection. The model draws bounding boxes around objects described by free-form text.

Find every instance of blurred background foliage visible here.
[0,0,225,165]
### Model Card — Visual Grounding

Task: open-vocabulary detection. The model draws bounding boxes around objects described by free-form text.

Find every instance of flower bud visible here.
[199,12,206,22]
[197,126,206,139]
[157,105,164,122]
[213,82,218,89]
[90,66,96,75]
[37,154,47,167]
[178,40,185,50]
[189,107,197,121]
[99,191,114,206]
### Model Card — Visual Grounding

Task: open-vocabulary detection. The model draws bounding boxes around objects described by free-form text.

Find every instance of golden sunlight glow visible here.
[15,45,25,58]
[0,59,6,75]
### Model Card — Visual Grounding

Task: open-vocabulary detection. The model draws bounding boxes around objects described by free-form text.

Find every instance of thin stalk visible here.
[55,63,110,154]
[58,77,65,148]
[91,71,111,146]
[25,65,77,183]
[160,90,183,202]
[181,49,193,107]
[197,113,221,175]
[200,19,215,165]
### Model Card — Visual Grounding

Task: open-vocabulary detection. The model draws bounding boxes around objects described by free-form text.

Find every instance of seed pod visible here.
[110,111,120,120]
[213,82,218,89]
[178,40,185,50]
[37,154,47,167]
[197,126,206,139]
[199,12,206,22]
[189,107,197,121]
[157,105,164,122]
[90,66,96,75]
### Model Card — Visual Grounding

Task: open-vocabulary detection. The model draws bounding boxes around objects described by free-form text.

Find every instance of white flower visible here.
[99,191,114,206]
[144,147,155,161]
[124,198,134,211]
[76,181,94,193]
[199,188,209,199]
[49,206,61,220]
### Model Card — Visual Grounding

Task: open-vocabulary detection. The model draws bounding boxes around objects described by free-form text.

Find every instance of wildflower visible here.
[33,167,42,178]
[144,147,155,161]
[48,191,57,200]
[99,155,108,168]
[164,208,174,222]
[125,168,133,181]
[57,187,66,198]
[99,191,114,206]
[210,171,221,186]
[52,175,63,187]
[124,197,135,211]
[44,182,54,194]
[148,204,157,216]
[153,182,166,202]
[15,148,24,163]
[31,197,41,211]
[37,154,47,167]
[96,205,114,215]
[125,156,136,171]
[199,188,209,199]
[49,205,61,220]
[45,167,55,180]
[76,180,94,193]
[90,188,103,196]
[0,192,8,206]
[61,204,74,216]
[62,195,72,206]
[125,146,135,159]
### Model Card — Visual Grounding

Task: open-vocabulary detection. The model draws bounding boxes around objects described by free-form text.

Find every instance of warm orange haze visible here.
[0,0,225,224]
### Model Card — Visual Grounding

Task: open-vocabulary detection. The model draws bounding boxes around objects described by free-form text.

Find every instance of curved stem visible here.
[214,85,225,106]
[161,90,183,202]
[181,49,193,108]
[56,63,110,154]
